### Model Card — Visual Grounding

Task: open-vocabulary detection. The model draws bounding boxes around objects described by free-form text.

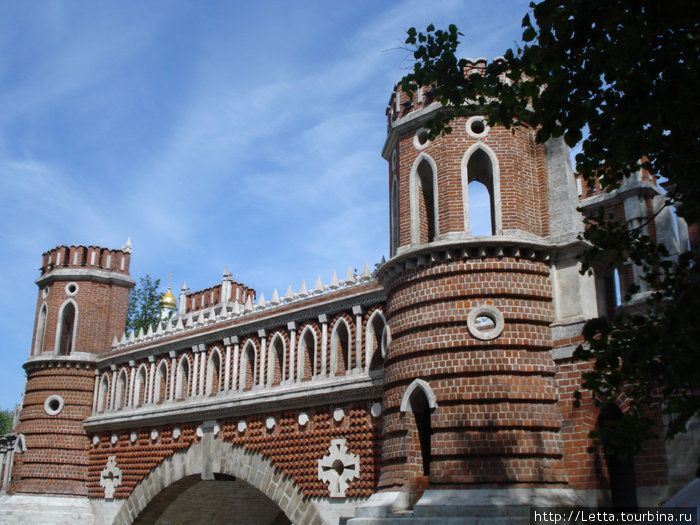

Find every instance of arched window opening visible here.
[410,388,432,476]
[57,301,76,355]
[176,358,190,400]
[97,375,110,413]
[391,176,399,256]
[115,370,128,410]
[35,304,48,355]
[298,328,316,382]
[366,312,386,371]
[331,320,351,376]
[240,342,256,391]
[467,149,495,236]
[134,366,147,407]
[599,405,638,508]
[206,350,221,396]
[416,159,436,243]
[154,362,168,404]
[269,336,284,387]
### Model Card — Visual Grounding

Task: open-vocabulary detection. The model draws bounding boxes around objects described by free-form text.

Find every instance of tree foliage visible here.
[126,275,162,335]
[402,0,700,458]
[0,408,13,435]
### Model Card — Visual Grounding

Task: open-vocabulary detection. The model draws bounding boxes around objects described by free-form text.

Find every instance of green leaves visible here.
[126,275,162,335]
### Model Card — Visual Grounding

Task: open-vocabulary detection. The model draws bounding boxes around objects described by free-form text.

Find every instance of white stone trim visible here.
[399,379,437,413]
[43,395,64,416]
[467,305,505,341]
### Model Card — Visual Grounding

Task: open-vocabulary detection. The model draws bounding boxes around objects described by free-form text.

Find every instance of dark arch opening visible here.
[410,388,432,477]
[416,159,436,243]
[57,302,76,355]
[467,149,495,236]
[599,405,638,508]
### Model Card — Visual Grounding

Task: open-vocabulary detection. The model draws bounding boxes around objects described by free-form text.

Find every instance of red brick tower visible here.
[374,65,597,514]
[10,244,135,496]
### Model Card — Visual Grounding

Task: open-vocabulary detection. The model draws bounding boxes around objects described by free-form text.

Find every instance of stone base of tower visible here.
[0,494,120,525]
[349,488,606,525]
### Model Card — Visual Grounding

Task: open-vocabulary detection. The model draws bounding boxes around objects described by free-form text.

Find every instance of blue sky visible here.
[0,0,532,409]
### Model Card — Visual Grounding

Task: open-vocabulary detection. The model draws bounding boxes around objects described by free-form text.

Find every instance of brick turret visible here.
[375,76,596,507]
[9,243,135,496]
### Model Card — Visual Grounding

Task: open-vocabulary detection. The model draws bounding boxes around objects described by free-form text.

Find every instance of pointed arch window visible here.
[365,310,386,371]
[206,349,222,396]
[176,357,190,400]
[154,361,168,404]
[410,155,438,244]
[34,304,48,355]
[133,365,147,407]
[115,369,128,410]
[268,335,285,387]
[297,327,317,382]
[390,176,399,255]
[97,374,110,413]
[331,319,351,376]
[462,145,501,236]
[56,301,77,355]
[400,379,438,477]
[240,342,256,391]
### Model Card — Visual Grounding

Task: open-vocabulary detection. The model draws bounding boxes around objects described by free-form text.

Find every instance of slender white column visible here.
[127,361,136,407]
[169,351,177,400]
[231,336,240,391]
[287,322,297,384]
[319,314,328,378]
[92,369,100,412]
[223,338,232,391]
[191,346,199,397]
[147,356,156,404]
[109,365,117,410]
[198,344,206,396]
[258,330,267,388]
[353,305,363,372]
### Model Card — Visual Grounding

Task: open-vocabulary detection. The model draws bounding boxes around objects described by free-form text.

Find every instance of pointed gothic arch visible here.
[153,360,168,404]
[268,333,286,387]
[205,347,222,396]
[409,153,439,244]
[240,340,257,391]
[297,325,318,382]
[461,143,502,236]
[365,309,386,371]
[175,356,191,400]
[114,368,128,410]
[55,299,78,355]
[400,379,438,477]
[133,364,148,407]
[34,303,48,355]
[97,374,110,413]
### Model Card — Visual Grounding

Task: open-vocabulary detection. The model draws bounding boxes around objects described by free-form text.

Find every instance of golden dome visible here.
[161,287,177,309]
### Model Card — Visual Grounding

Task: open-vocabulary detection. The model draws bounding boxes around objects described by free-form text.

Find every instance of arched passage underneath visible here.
[111,438,327,525]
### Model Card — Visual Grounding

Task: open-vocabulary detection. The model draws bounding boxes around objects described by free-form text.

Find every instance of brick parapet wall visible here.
[40,245,131,277]
[87,402,380,500]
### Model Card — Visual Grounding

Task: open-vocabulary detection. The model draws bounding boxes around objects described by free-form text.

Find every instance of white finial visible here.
[111,336,119,348]
[298,280,308,298]
[270,289,280,305]
[329,271,339,290]
[185,313,194,328]
[137,327,145,340]
[175,316,184,331]
[285,285,294,302]
[244,295,253,313]
[361,263,371,281]
[345,266,355,286]
[381,255,386,264]
[120,333,127,345]
[122,237,132,254]
[181,281,188,291]
[313,275,323,294]
[257,292,266,309]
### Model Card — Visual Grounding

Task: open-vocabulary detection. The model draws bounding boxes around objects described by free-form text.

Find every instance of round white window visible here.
[44,395,65,416]
[467,305,504,340]
[65,282,79,296]
[413,128,431,150]
[466,116,490,139]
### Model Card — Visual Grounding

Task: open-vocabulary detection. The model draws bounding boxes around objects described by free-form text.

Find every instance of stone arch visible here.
[364,308,386,371]
[97,373,110,413]
[240,339,257,391]
[153,359,169,404]
[329,316,352,376]
[400,378,438,477]
[409,153,439,244]
[34,302,48,355]
[461,143,502,236]
[133,364,148,407]
[205,347,223,396]
[114,368,129,410]
[111,439,327,525]
[297,324,318,382]
[175,355,191,400]
[267,332,286,386]
[55,298,78,355]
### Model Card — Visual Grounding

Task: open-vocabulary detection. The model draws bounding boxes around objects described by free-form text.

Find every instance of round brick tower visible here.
[373,64,597,515]
[10,244,134,496]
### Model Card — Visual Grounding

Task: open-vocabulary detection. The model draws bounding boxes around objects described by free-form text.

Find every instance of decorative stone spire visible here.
[122,237,132,254]
[313,275,323,294]
[298,280,308,298]
[285,285,294,302]
[329,271,340,290]
[344,266,355,286]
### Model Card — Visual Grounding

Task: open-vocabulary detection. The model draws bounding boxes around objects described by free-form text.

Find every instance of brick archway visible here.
[111,438,326,525]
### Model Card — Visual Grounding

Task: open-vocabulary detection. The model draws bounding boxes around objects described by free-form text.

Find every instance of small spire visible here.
[257,292,266,309]
[243,295,253,313]
[313,275,323,294]
[298,280,308,298]
[270,289,280,305]
[345,266,354,286]
[381,255,386,264]
[285,285,294,302]
[181,281,188,291]
[122,237,132,254]
[175,316,185,331]
[329,271,339,290]
[360,263,371,281]
[111,336,119,348]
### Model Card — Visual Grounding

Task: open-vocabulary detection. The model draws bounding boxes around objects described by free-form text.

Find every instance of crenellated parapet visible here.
[39,243,132,278]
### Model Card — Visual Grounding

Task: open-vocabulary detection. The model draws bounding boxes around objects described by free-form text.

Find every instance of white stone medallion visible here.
[317,438,360,497]
[100,455,123,500]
